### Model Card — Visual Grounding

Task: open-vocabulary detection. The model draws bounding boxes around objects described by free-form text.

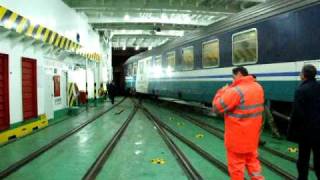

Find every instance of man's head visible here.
[232,66,249,80]
[300,64,317,81]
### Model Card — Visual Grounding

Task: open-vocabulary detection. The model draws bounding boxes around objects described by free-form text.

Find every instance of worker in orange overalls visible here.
[212,66,265,180]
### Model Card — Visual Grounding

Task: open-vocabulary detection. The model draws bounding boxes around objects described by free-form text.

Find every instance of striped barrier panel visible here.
[0,114,48,144]
[0,6,101,62]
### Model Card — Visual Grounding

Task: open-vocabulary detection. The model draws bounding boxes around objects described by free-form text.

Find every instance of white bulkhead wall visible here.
[0,0,111,124]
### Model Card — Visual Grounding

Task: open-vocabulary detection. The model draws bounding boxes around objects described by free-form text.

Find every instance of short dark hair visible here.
[232,66,249,76]
[302,64,317,80]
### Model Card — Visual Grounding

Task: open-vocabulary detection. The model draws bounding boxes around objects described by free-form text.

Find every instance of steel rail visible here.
[83,102,138,180]
[136,100,203,180]
[0,97,127,179]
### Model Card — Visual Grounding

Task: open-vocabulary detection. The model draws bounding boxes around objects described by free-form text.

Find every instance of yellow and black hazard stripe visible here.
[0,6,102,62]
[68,83,76,107]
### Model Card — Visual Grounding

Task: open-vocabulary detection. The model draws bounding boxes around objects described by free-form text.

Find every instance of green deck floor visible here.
[97,109,188,180]
[146,99,317,180]
[1,97,318,179]
[0,98,121,172]
[144,101,282,179]
[6,98,131,180]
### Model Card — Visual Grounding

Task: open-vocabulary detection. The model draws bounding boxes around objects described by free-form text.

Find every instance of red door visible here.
[0,54,9,131]
[22,58,38,120]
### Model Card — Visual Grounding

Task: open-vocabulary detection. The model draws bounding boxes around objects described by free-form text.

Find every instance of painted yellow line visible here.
[0,6,7,20]
[26,23,35,37]
[59,37,66,48]
[42,28,50,42]
[49,32,57,44]
[35,25,44,39]
[54,35,61,46]
[4,12,18,29]
[16,17,27,33]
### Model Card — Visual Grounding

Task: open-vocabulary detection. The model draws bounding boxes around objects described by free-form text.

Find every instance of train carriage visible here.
[124,0,320,109]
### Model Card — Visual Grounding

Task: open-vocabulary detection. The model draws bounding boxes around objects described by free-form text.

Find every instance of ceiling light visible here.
[135,46,140,50]
[122,46,126,50]
[124,15,130,20]
[161,14,168,21]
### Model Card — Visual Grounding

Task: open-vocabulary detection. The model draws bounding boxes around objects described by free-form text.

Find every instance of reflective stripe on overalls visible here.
[225,87,264,119]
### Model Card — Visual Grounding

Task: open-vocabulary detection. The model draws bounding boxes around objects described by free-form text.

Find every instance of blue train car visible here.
[124,0,320,107]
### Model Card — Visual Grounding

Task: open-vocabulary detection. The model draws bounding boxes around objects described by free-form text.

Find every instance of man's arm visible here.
[212,87,241,114]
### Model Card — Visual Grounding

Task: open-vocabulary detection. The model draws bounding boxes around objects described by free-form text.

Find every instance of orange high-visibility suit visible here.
[212,76,264,180]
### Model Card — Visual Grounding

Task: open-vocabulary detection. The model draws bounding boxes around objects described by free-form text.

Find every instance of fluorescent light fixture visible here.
[124,14,130,20]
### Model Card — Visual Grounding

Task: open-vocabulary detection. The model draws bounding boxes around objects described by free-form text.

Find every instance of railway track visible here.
[0,97,127,179]
[132,99,203,180]
[147,100,297,180]
[139,102,230,178]
[176,110,315,171]
[83,103,138,180]
[156,99,314,170]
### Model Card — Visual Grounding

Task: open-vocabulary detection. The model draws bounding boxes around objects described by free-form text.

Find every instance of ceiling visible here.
[63,0,266,50]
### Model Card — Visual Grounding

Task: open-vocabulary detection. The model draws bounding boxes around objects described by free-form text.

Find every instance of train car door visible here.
[22,58,38,120]
[136,57,150,93]
[0,54,9,131]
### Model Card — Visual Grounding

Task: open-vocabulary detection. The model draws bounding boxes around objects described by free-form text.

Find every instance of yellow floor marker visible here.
[195,133,204,139]
[288,147,298,153]
[151,158,166,165]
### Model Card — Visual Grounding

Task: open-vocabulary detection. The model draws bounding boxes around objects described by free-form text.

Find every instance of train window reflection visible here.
[133,62,138,75]
[202,39,219,68]
[166,51,175,70]
[155,55,162,68]
[182,46,194,70]
[232,29,258,65]
[127,64,132,76]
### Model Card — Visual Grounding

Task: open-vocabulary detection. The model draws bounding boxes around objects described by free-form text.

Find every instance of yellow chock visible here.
[151,158,166,165]
[0,114,48,145]
[288,147,298,153]
[195,133,204,139]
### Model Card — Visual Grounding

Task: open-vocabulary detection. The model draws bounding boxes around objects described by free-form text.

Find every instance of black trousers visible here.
[109,95,114,104]
[297,139,320,180]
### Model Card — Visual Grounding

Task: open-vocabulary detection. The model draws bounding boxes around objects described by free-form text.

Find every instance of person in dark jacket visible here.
[107,81,116,104]
[288,64,320,180]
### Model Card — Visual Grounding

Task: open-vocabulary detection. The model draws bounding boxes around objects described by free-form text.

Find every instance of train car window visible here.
[166,51,175,70]
[182,46,194,70]
[155,55,162,68]
[139,61,144,74]
[133,62,138,75]
[232,28,258,65]
[127,64,132,76]
[146,58,151,74]
[202,39,219,68]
